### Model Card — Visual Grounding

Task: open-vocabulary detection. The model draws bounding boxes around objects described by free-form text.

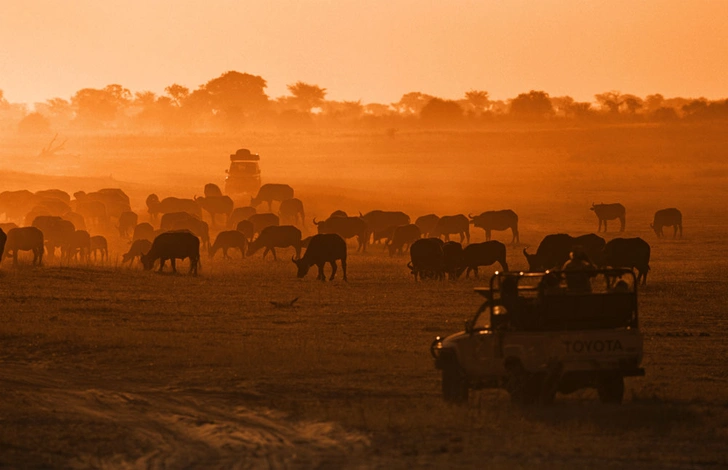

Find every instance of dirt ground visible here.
[1,126,727,468]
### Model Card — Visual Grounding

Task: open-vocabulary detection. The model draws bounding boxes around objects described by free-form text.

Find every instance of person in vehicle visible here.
[562,247,595,292]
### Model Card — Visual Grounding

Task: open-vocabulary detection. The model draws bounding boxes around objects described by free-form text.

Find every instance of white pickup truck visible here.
[431,269,644,404]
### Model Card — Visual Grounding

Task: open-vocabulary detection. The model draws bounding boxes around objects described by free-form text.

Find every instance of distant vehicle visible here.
[225,149,261,195]
[431,269,644,404]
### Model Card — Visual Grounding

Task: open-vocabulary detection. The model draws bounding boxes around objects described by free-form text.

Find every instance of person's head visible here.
[570,246,589,263]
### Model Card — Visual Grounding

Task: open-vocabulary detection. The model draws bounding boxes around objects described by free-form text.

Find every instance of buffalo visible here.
[204,183,223,198]
[251,184,294,211]
[210,230,248,259]
[235,220,255,241]
[651,208,682,238]
[194,195,234,227]
[279,198,305,226]
[146,194,202,220]
[442,241,464,280]
[469,210,519,244]
[141,230,200,275]
[408,238,445,281]
[388,224,422,257]
[118,211,138,238]
[31,215,75,258]
[67,230,91,262]
[3,226,43,266]
[591,203,626,232]
[313,216,369,252]
[360,210,410,244]
[75,189,131,219]
[90,235,108,261]
[248,213,280,239]
[292,233,347,281]
[432,214,470,244]
[0,228,6,264]
[247,225,302,260]
[523,233,606,271]
[414,214,440,238]
[603,237,651,285]
[227,206,257,229]
[460,241,509,278]
[133,222,156,242]
[122,239,152,265]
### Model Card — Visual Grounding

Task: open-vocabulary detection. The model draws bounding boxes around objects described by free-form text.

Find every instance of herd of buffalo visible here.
[0,183,684,282]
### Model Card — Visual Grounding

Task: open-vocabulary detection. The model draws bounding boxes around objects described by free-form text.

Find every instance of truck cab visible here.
[431,269,644,404]
[225,149,261,195]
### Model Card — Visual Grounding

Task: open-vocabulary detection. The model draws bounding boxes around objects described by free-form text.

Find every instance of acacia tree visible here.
[509,90,553,119]
[203,71,269,123]
[286,82,327,113]
[71,84,131,128]
[464,90,490,115]
[420,98,464,125]
[392,92,434,115]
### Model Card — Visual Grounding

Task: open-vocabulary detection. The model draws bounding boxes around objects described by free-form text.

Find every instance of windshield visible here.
[229,162,259,174]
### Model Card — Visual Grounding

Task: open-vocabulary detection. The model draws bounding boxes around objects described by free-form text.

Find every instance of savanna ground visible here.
[1,124,728,468]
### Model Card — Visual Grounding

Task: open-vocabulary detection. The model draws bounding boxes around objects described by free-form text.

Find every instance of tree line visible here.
[1,70,727,134]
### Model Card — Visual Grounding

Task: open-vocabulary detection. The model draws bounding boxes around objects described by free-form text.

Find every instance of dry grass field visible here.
[1,125,728,468]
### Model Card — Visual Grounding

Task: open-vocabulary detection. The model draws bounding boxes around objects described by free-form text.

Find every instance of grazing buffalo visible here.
[74,189,131,219]
[67,230,91,262]
[3,227,44,266]
[141,230,200,276]
[279,198,305,226]
[523,233,606,271]
[228,206,257,229]
[432,214,470,244]
[603,237,651,285]
[591,203,626,232]
[415,214,440,238]
[469,210,520,244]
[235,220,255,241]
[408,238,445,281]
[248,213,280,239]
[35,189,71,204]
[118,211,138,238]
[133,222,156,242]
[247,225,302,260]
[651,208,683,238]
[146,194,202,220]
[35,198,72,217]
[360,210,410,243]
[251,184,294,211]
[0,190,36,222]
[0,228,6,264]
[460,241,509,278]
[194,195,234,227]
[373,226,396,245]
[123,239,152,265]
[163,213,210,250]
[204,183,223,198]
[32,215,75,258]
[388,224,422,257]
[62,211,86,231]
[292,233,347,281]
[442,241,465,280]
[73,200,108,227]
[313,216,369,252]
[209,230,248,259]
[90,235,108,261]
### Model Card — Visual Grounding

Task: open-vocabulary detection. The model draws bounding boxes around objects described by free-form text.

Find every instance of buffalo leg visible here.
[271,248,277,261]
[316,263,326,281]
[158,258,166,272]
[329,261,338,280]
[341,258,347,281]
[170,258,177,273]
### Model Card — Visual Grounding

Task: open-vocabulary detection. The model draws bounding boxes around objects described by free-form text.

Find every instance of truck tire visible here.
[441,360,468,403]
[597,373,624,404]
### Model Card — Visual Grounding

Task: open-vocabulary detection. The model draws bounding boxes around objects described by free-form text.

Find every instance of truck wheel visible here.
[442,360,468,404]
[597,374,624,404]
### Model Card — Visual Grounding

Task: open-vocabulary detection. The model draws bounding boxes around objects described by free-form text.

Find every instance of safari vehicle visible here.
[431,269,644,404]
[225,148,261,195]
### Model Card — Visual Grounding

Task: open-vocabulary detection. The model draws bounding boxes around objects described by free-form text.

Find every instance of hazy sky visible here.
[1,0,727,105]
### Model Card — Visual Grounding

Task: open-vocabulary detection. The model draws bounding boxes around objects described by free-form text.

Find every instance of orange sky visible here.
[1,0,727,105]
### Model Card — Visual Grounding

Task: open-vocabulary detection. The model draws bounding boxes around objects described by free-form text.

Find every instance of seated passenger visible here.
[562,248,595,293]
